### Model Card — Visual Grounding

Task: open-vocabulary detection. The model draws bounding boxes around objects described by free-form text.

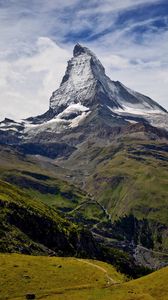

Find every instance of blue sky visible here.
[0,0,168,119]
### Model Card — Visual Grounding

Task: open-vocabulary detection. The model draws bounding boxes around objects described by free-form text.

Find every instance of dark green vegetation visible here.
[0,146,99,256]
[0,133,168,275]
[0,179,100,257]
[0,145,154,277]
[0,253,168,300]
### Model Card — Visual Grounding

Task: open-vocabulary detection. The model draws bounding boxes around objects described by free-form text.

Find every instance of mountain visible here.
[0,43,168,150]
[0,44,168,271]
[48,43,167,128]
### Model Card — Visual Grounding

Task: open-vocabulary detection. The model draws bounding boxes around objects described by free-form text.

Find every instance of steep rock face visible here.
[50,44,99,112]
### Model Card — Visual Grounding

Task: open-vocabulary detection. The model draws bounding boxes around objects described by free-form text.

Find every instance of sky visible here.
[0,0,168,120]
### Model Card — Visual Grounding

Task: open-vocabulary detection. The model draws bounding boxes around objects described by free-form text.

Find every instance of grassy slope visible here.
[86,140,168,225]
[0,147,85,210]
[0,253,167,300]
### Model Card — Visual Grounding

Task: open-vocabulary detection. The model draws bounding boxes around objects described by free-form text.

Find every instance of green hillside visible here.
[53,138,168,254]
[0,179,99,257]
[0,253,167,300]
[0,146,87,212]
[0,143,167,269]
[82,139,168,252]
[0,145,112,245]
[86,140,168,225]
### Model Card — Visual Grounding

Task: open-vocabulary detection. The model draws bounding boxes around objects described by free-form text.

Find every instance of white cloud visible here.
[77,0,161,15]
[0,38,70,120]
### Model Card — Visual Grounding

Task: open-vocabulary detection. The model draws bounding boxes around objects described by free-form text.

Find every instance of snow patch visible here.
[57,103,89,119]
[113,104,166,116]
[0,127,18,131]
[124,119,138,124]
[111,104,168,130]
[70,111,90,128]
[23,103,90,135]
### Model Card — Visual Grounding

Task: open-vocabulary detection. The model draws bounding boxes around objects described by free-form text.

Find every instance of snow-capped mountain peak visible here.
[49,43,106,113]
[49,44,167,118]
[0,44,168,142]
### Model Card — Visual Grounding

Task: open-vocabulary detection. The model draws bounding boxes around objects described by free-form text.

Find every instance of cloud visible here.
[0,37,70,120]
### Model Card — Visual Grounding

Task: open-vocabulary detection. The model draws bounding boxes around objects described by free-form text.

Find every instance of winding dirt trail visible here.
[76,258,118,287]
